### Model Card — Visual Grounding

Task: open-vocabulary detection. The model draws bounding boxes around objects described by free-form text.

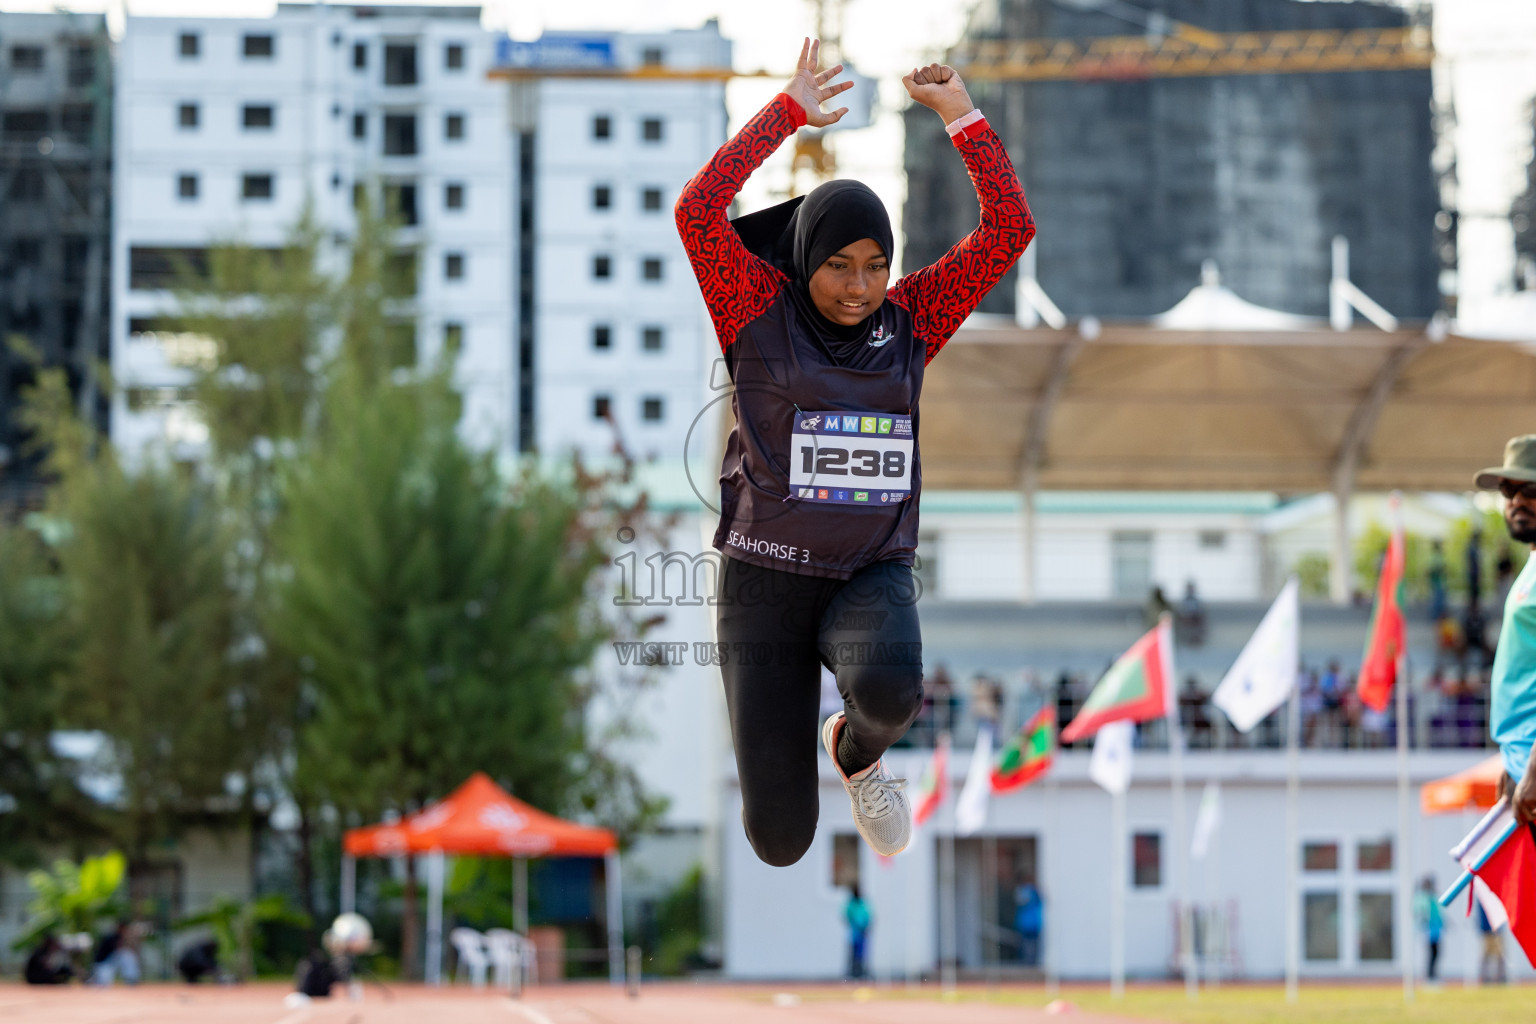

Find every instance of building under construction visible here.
[0,12,111,498]
[903,0,1441,320]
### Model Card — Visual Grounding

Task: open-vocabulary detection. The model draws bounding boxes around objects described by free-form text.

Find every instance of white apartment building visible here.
[112,3,514,460]
[508,26,729,462]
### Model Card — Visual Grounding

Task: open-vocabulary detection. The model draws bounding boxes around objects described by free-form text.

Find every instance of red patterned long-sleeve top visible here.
[675,93,1034,580]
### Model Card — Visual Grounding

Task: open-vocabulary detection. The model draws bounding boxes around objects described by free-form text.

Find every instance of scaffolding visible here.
[0,11,112,500]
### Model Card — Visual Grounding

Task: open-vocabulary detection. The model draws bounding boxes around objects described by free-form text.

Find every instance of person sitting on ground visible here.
[24,935,73,986]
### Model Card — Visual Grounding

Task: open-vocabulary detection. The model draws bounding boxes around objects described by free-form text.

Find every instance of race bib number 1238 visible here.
[789,411,913,506]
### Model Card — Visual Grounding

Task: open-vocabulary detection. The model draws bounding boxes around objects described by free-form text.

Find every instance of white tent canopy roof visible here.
[1152,260,1318,332]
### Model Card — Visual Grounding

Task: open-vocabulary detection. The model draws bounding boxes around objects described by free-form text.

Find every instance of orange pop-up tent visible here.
[1421,754,1504,815]
[341,773,621,986]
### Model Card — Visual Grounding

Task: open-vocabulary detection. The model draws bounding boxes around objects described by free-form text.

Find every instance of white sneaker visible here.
[822,711,911,856]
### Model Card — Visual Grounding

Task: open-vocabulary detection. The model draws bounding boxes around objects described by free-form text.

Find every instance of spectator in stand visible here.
[1340,675,1362,748]
[1177,581,1207,647]
[1320,661,1344,744]
[1299,669,1324,747]
[1467,525,1484,615]
[919,663,956,742]
[969,673,1003,736]
[1145,585,1172,629]
[1464,602,1493,671]
[1427,539,1448,624]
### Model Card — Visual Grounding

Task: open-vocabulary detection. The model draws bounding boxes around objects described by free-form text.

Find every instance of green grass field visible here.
[995,984,1530,1023]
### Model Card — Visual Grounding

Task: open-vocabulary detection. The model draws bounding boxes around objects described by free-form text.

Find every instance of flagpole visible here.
[1170,703,1196,999]
[1111,785,1126,999]
[941,823,957,995]
[1285,685,1300,1002]
[1045,765,1060,998]
[1397,650,1413,1002]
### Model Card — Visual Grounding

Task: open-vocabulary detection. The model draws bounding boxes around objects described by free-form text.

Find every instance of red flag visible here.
[912,733,949,827]
[1471,821,1536,966]
[1060,619,1174,743]
[1357,521,1406,712]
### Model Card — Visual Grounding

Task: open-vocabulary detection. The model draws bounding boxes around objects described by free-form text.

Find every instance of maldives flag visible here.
[1357,519,1406,713]
[1060,618,1175,744]
[991,706,1056,793]
[1471,821,1536,966]
[912,733,950,827]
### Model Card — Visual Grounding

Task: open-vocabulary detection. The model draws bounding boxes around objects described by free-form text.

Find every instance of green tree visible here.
[0,520,99,863]
[20,367,251,858]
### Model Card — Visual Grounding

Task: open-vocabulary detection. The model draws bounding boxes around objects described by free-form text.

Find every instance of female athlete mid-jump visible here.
[675,39,1034,866]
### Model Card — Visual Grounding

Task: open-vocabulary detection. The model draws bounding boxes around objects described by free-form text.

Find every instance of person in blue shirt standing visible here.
[845,885,871,980]
[1476,435,1536,823]
[1014,881,1043,967]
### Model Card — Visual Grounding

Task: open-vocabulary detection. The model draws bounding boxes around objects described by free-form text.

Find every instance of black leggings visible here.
[716,556,924,867]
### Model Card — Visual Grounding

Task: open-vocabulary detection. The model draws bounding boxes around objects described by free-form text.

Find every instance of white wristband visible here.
[944,109,985,137]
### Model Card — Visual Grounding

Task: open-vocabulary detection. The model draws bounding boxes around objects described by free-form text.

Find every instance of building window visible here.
[385,249,418,298]
[1303,892,1339,961]
[1111,531,1154,601]
[1357,892,1394,961]
[641,326,664,351]
[353,41,367,69]
[384,43,418,86]
[444,113,465,140]
[177,173,198,200]
[384,320,416,367]
[1131,831,1161,888]
[10,46,45,72]
[1198,530,1227,550]
[592,324,612,350]
[641,46,665,67]
[641,187,664,212]
[1356,838,1392,873]
[3,110,47,143]
[332,30,343,49]
[67,44,95,87]
[179,33,200,58]
[641,396,664,422]
[352,112,367,139]
[444,252,465,280]
[383,114,417,156]
[592,184,612,211]
[384,182,417,226]
[641,257,663,282]
[241,173,274,200]
[592,255,612,280]
[444,182,464,210]
[1302,842,1339,872]
[443,321,464,350]
[641,117,664,142]
[242,34,274,59]
[592,394,611,420]
[592,114,611,140]
[445,43,464,69]
[331,172,342,191]
[129,247,210,290]
[832,833,860,889]
[178,103,199,129]
[242,104,275,130]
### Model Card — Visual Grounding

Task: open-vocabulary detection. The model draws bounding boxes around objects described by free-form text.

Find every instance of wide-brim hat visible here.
[1474,434,1536,489]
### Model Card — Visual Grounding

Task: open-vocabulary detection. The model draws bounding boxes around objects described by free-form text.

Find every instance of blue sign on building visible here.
[495,34,615,70]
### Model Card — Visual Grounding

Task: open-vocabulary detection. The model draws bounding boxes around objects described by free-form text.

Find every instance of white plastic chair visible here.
[449,927,489,988]
[484,928,524,991]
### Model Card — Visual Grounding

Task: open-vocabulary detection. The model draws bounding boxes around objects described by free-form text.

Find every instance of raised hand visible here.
[902,62,975,124]
[783,37,853,128]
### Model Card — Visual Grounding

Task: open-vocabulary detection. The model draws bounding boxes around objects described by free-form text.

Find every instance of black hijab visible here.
[731,179,894,361]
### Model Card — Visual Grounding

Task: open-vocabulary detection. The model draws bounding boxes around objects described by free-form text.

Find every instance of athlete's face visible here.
[1502,478,1536,544]
[808,238,889,326]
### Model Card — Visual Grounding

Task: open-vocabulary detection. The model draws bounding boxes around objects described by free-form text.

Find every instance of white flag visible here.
[1212,577,1300,733]
[1190,781,1222,861]
[955,723,994,836]
[1089,720,1135,795]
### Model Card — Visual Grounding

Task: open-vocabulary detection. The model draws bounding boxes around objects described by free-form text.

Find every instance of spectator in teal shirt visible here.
[1477,435,1536,823]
